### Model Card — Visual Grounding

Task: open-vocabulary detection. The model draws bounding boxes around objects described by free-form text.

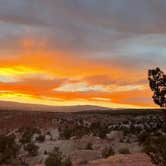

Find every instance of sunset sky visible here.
[0,0,166,108]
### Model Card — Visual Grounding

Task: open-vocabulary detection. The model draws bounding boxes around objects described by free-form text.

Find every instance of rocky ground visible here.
[0,109,165,166]
[87,153,155,166]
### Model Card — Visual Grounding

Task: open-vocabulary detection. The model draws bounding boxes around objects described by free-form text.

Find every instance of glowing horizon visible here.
[0,51,156,108]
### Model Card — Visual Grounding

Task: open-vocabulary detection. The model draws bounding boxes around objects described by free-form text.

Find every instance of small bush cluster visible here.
[20,127,41,144]
[45,147,72,166]
[0,134,19,165]
[24,143,39,156]
[60,126,90,139]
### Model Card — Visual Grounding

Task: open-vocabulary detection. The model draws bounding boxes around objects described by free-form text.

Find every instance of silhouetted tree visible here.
[148,67,166,108]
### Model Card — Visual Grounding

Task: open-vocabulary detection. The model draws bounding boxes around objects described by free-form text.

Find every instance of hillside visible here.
[0,100,109,112]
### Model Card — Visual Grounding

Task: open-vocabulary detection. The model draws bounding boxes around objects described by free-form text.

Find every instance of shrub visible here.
[61,128,72,140]
[85,143,93,150]
[142,135,166,165]
[45,155,62,166]
[24,143,39,156]
[72,126,90,138]
[90,122,107,139]
[44,150,48,155]
[20,131,32,144]
[118,148,130,154]
[20,128,41,144]
[98,129,107,139]
[102,147,115,158]
[63,157,72,166]
[45,147,63,166]
[0,134,19,164]
[36,135,45,143]
[138,132,150,144]
[45,147,72,166]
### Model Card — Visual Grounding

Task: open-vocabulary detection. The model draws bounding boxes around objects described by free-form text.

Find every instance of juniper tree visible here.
[148,67,166,108]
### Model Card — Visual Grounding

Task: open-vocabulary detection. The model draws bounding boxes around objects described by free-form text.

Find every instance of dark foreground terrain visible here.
[0,109,165,166]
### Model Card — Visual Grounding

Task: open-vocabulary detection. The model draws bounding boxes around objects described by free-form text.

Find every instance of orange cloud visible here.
[0,44,156,108]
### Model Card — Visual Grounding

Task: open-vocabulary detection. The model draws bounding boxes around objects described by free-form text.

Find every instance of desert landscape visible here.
[0,102,165,166]
[1,1,166,166]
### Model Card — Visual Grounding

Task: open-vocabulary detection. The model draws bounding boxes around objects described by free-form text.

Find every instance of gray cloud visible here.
[0,0,166,69]
[1,0,166,32]
[22,0,166,33]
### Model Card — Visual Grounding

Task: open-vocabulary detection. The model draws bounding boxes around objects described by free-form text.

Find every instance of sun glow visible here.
[0,66,42,76]
[0,90,150,109]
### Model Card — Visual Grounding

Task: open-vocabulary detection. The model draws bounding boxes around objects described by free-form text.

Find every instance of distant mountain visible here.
[0,100,110,112]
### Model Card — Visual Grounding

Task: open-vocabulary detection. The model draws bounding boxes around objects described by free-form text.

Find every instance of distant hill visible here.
[0,100,110,112]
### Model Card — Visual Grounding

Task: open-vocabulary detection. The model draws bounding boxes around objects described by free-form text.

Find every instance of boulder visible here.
[50,128,60,140]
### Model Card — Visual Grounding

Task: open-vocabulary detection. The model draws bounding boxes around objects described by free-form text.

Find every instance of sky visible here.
[0,0,165,108]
